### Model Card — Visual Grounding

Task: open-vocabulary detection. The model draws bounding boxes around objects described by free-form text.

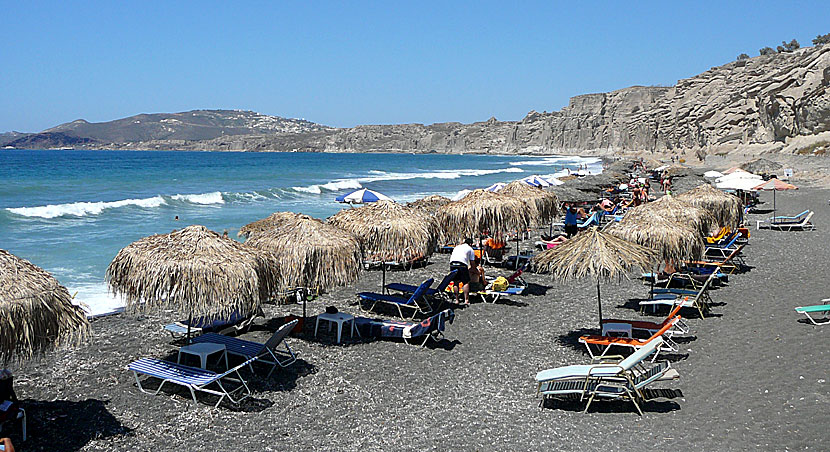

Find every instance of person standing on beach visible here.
[564,203,578,238]
[450,238,476,305]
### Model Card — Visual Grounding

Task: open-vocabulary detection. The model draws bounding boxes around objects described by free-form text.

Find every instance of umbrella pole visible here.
[382,264,387,294]
[186,310,193,344]
[515,230,520,270]
[773,188,776,218]
[596,279,603,331]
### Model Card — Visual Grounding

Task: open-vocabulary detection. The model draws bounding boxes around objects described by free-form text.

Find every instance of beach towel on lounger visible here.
[355,309,454,345]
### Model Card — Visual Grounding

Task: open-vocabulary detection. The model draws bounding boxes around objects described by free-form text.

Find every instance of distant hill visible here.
[6,110,330,148]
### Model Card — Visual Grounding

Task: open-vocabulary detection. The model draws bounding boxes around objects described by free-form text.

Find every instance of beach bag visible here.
[491,276,509,292]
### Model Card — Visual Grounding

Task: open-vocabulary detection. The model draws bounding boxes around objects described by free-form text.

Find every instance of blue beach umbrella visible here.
[335,188,392,204]
[522,175,553,187]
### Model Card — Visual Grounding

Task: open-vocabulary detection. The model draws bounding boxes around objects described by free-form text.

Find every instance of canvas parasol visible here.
[531,228,657,329]
[106,225,280,337]
[752,178,798,218]
[244,214,362,317]
[675,184,744,229]
[0,249,90,363]
[328,200,437,291]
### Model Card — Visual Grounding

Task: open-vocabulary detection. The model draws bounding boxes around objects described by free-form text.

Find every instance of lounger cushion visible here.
[535,364,621,382]
[128,358,218,386]
[795,304,830,313]
[191,333,265,358]
[357,292,414,306]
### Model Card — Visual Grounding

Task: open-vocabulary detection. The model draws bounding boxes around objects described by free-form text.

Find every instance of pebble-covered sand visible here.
[7,187,829,451]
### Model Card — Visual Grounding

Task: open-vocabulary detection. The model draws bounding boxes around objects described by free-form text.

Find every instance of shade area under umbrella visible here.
[675,184,744,229]
[244,215,362,317]
[328,200,437,290]
[106,225,279,324]
[0,249,90,363]
[335,188,392,204]
[531,228,658,329]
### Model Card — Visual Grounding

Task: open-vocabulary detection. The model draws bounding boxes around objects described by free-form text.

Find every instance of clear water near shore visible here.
[0,149,601,316]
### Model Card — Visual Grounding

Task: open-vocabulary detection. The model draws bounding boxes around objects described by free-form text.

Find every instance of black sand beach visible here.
[7,187,829,451]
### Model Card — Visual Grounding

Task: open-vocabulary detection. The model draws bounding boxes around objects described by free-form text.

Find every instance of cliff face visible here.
[6,46,830,155]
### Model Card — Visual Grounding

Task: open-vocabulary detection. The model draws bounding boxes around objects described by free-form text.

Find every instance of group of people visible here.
[449,238,487,305]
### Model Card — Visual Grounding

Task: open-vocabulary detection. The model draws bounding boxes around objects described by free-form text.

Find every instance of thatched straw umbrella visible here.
[436,189,530,243]
[406,194,452,217]
[106,225,279,334]
[675,184,743,229]
[531,228,658,329]
[0,249,90,363]
[328,200,437,290]
[634,195,717,235]
[500,181,560,224]
[244,215,362,317]
[238,211,306,239]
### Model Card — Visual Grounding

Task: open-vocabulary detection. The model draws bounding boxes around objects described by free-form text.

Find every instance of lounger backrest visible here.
[263,319,298,352]
[435,271,457,292]
[619,337,664,371]
[801,211,814,226]
[722,244,746,264]
[645,317,679,342]
[409,278,435,304]
[663,303,685,324]
[506,261,529,284]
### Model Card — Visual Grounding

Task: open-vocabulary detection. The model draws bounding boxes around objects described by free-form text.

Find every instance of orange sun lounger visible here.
[600,303,688,337]
[579,317,680,359]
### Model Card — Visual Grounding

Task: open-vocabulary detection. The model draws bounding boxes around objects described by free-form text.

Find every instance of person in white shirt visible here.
[449,238,476,304]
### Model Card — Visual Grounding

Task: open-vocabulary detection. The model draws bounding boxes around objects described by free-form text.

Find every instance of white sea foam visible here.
[171,191,225,205]
[6,196,167,218]
[68,283,126,318]
[509,156,602,167]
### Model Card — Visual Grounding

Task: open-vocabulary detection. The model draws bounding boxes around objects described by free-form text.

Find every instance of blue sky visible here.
[2,1,829,132]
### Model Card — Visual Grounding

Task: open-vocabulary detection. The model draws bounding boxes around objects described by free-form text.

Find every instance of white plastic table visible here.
[315,312,359,344]
[177,342,228,369]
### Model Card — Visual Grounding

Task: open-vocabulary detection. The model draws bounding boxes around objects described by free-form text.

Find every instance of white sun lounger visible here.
[191,319,298,377]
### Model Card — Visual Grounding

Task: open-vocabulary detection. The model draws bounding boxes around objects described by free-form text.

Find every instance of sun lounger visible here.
[579,317,681,359]
[769,209,810,224]
[601,304,689,337]
[759,211,815,231]
[190,319,298,377]
[684,244,746,274]
[354,309,454,346]
[385,270,457,304]
[163,310,261,338]
[640,272,717,317]
[536,337,678,415]
[128,356,257,408]
[358,278,435,319]
[704,233,741,260]
[795,300,830,325]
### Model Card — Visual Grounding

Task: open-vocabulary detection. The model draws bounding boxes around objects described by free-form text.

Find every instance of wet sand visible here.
[8,187,830,451]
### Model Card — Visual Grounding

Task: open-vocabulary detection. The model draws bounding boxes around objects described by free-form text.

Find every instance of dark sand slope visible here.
[9,188,829,451]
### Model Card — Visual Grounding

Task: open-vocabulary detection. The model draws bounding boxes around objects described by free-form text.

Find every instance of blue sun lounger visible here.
[385,270,457,302]
[795,301,830,325]
[358,278,434,319]
[354,309,454,346]
[163,310,259,338]
[127,356,257,408]
[190,320,298,377]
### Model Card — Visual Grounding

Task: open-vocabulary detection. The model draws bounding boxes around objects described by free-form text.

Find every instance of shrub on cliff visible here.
[759,47,776,56]
[736,53,750,61]
[776,39,800,53]
[814,33,830,46]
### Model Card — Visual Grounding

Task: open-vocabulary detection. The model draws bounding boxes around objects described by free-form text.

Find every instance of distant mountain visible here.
[8,110,331,148]
[0,131,31,147]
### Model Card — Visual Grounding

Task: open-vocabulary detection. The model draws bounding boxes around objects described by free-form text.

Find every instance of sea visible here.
[0,149,601,316]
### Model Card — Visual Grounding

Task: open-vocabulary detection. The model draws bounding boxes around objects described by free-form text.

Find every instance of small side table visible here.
[178,342,228,369]
[315,312,359,344]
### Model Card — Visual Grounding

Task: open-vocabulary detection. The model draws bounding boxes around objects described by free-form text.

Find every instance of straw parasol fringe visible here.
[327,200,437,262]
[499,181,560,225]
[244,216,362,290]
[238,212,306,238]
[634,195,718,235]
[675,184,743,229]
[106,225,279,320]
[436,189,530,242]
[0,249,90,363]
[609,215,704,262]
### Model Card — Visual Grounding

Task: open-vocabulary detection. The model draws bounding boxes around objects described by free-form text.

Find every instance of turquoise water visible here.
[0,149,599,315]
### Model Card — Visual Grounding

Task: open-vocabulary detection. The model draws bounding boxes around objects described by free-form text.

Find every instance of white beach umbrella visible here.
[715,172,762,184]
[715,178,762,191]
[451,189,471,201]
[484,182,506,192]
[544,177,564,186]
[335,188,392,204]
[704,170,724,178]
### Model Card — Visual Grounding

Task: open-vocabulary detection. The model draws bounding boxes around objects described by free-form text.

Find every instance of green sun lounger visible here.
[795,300,830,325]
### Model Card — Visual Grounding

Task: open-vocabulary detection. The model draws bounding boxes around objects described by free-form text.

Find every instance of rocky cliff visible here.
[6,46,830,156]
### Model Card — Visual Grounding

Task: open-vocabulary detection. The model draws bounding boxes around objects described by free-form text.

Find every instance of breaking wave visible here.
[6,196,167,219]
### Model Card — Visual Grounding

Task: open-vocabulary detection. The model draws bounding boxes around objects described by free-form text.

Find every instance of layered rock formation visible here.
[5,45,830,156]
